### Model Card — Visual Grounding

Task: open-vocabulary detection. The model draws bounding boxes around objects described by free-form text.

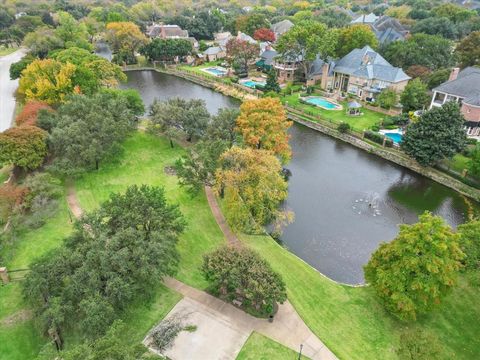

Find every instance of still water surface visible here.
[123,70,477,284]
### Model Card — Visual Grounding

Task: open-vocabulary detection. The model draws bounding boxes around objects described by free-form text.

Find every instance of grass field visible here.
[0,199,72,360]
[241,233,480,360]
[0,46,18,56]
[2,130,478,360]
[281,93,385,132]
[236,332,309,360]
[75,132,226,289]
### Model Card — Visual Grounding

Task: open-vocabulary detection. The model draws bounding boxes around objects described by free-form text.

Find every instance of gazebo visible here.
[347,100,362,115]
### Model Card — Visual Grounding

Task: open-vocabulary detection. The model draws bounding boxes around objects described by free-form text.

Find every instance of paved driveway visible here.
[0,48,26,132]
[144,278,338,360]
[146,298,251,360]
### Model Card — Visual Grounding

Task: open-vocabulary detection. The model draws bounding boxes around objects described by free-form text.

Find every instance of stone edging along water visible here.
[124,66,480,203]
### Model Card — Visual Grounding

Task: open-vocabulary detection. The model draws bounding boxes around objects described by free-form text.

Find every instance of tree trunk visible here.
[169,138,174,148]
[95,159,99,170]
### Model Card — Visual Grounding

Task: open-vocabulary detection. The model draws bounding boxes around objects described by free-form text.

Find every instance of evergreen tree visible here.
[263,68,280,93]
[401,101,467,166]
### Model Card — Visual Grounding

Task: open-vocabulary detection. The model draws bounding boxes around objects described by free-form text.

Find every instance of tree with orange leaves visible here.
[236,98,292,164]
[15,101,53,127]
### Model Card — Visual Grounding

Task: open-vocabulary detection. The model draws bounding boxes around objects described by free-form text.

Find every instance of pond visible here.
[123,70,478,285]
[122,70,239,114]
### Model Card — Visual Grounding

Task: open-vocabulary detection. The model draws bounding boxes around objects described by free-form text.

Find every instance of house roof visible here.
[271,19,294,36]
[259,49,278,66]
[214,32,231,41]
[237,31,257,44]
[333,46,410,83]
[434,67,480,106]
[351,13,379,24]
[371,16,408,44]
[146,24,189,38]
[204,46,224,55]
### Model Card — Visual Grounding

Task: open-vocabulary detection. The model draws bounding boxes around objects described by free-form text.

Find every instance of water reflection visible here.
[123,70,478,285]
[121,70,240,114]
[281,123,477,284]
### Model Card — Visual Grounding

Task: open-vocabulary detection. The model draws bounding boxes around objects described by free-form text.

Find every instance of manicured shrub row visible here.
[364,130,394,147]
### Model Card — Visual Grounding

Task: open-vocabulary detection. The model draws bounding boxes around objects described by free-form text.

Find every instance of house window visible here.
[287,73,290,78]
[434,92,446,104]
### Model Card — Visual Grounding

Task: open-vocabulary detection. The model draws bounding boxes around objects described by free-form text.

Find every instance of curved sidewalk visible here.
[66,182,337,359]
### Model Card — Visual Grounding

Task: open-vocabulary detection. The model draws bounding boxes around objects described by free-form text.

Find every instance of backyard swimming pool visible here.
[240,79,266,89]
[304,96,342,110]
[202,66,227,77]
[380,129,403,144]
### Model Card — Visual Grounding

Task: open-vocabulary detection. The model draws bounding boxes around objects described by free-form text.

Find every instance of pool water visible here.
[204,67,227,76]
[242,80,266,88]
[384,132,403,144]
[305,97,339,110]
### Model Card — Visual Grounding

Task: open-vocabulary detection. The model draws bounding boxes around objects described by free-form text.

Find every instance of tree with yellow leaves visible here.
[105,22,148,64]
[19,59,77,105]
[236,98,292,164]
[215,146,292,233]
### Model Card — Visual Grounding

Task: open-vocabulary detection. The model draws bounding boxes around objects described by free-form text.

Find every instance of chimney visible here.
[449,67,460,81]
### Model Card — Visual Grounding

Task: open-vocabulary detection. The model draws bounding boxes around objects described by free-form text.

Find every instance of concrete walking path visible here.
[164,277,337,360]
[66,181,337,359]
[204,186,241,246]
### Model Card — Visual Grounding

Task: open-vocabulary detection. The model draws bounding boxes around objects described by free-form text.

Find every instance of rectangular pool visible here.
[241,80,266,89]
[304,97,341,110]
[202,67,227,77]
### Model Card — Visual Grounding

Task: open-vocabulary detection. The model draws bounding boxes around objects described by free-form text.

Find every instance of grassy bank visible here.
[281,93,384,132]
[75,131,226,289]
[241,233,480,360]
[0,200,72,360]
[236,332,310,360]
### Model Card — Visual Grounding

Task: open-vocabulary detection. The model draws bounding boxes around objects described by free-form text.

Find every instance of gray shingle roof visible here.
[351,13,379,24]
[271,20,294,36]
[260,49,277,66]
[434,67,480,106]
[333,46,410,83]
[372,16,408,44]
[204,46,223,55]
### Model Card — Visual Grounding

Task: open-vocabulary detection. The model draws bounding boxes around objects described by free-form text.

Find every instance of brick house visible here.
[329,46,410,101]
[272,46,410,101]
[430,67,480,137]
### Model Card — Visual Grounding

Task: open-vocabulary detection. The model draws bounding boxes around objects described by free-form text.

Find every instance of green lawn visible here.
[178,61,225,78]
[0,166,11,183]
[281,93,385,132]
[236,332,310,360]
[0,199,72,360]
[241,234,480,360]
[74,131,226,289]
[0,46,18,56]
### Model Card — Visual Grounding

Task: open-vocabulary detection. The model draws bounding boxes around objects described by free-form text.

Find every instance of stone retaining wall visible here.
[289,114,480,201]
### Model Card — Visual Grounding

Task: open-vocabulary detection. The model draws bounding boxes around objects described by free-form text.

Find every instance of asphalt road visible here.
[0,48,26,132]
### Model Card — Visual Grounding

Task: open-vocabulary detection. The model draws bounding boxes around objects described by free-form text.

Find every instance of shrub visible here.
[16,101,53,127]
[202,245,287,316]
[150,317,183,352]
[337,122,351,133]
[457,220,480,271]
[364,130,393,147]
[0,184,28,225]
